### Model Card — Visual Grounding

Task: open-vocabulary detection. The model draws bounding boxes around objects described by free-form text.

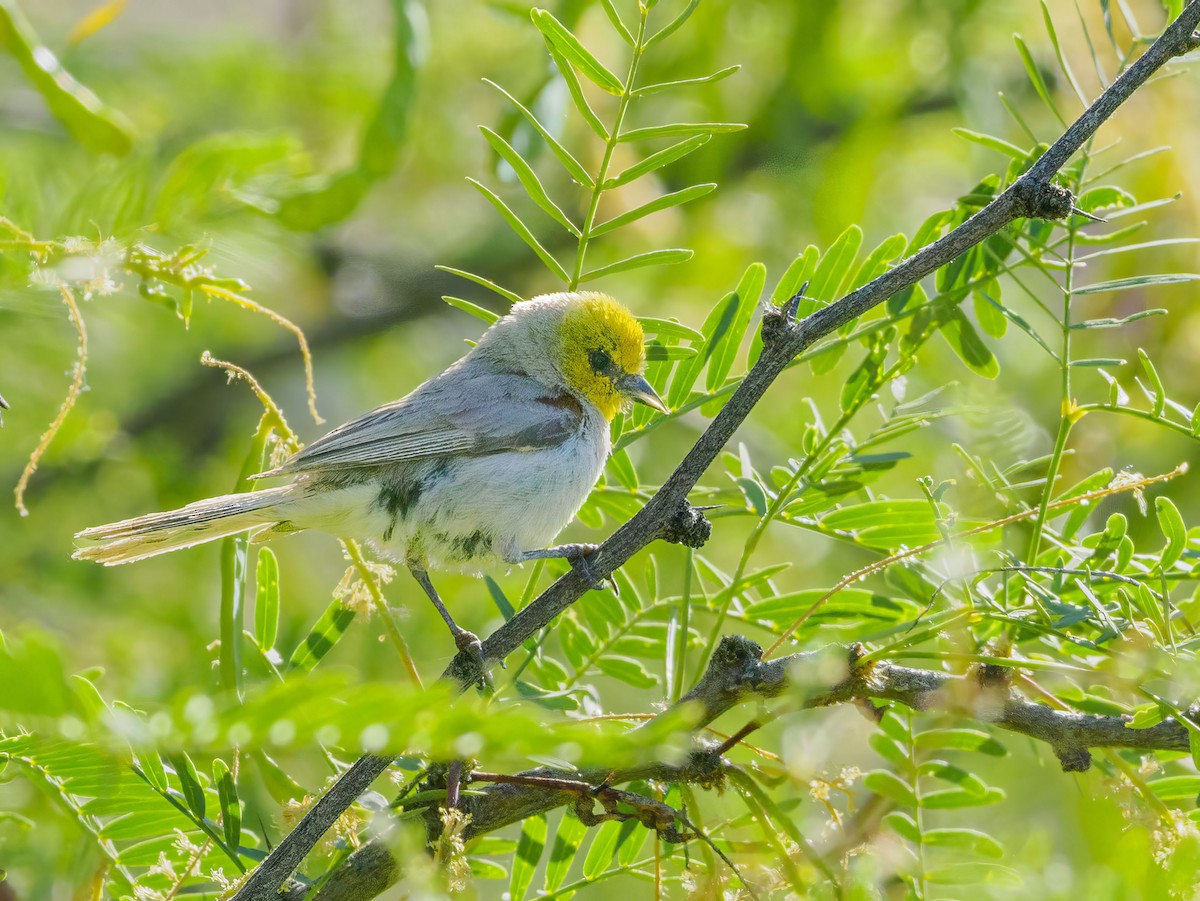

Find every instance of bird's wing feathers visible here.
[264,371,583,476]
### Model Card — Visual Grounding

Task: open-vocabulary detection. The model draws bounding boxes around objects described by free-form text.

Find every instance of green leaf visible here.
[168,753,206,820]
[1069,309,1166,330]
[483,79,594,187]
[1040,0,1087,106]
[470,858,508,879]
[806,225,863,306]
[638,317,704,343]
[591,184,716,237]
[1078,185,1136,212]
[645,342,696,361]
[619,122,747,142]
[863,769,916,807]
[850,232,908,291]
[771,247,820,305]
[1013,33,1066,126]
[1137,348,1166,417]
[599,0,634,45]
[913,729,1007,756]
[920,786,1006,809]
[219,535,248,697]
[212,758,241,850]
[510,813,548,901]
[532,9,624,95]
[436,265,524,305]
[822,499,944,549]
[1147,775,1200,800]
[606,134,712,188]
[582,819,623,880]
[706,262,767,391]
[1075,273,1200,295]
[645,0,701,47]
[596,656,658,689]
[607,447,638,490]
[546,812,588,892]
[480,126,579,235]
[924,827,1004,858]
[579,248,692,282]
[136,752,169,793]
[1156,496,1186,569]
[745,590,913,626]
[952,128,1027,158]
[632,66,741,96]
[972,279,1007,338]
[444,296,501,324]
[939,308,999,378]
[469,178,570,282]
[288,599,357,672]
[0,2,134,155]
[485,576,516,621]
[547,45,608,140]
[882,811,919,843]
[254,547,280,651]
[925,863,1021,887]
[919,761,991,796]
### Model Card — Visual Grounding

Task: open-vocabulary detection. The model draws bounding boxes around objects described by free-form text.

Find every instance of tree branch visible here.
[233,4,1200,897]
[314,635,1197,898]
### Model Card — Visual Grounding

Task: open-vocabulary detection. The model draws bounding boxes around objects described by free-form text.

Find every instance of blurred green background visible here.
[3,0,1200,895]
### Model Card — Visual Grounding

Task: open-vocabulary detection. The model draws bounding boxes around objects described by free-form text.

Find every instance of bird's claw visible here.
[453,629,492,691]
[568,544,610,592]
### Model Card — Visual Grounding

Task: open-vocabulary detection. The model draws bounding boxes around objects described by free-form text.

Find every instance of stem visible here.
[343,539,423,687]
[568,8,649,289]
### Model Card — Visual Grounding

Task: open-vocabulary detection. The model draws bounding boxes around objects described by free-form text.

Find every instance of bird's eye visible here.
[588,349,612,373]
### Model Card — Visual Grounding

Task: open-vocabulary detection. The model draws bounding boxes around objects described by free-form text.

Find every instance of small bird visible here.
[74,292,667,657]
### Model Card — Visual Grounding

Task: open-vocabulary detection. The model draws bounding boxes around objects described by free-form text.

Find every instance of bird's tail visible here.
[73,487,293,565]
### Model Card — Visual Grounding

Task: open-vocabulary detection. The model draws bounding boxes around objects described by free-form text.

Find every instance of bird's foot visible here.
[566,543,618,594]
[452,629,492,691]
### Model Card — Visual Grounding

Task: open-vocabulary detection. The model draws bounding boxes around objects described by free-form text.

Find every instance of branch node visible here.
[761,281,808,345]
[1054,745,1092,772]
[973,660,1014,691]
[1012,180,1075,221]
[659,500,712,548]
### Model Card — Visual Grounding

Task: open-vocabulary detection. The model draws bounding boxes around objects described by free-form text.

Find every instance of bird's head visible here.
[480,292,667,421]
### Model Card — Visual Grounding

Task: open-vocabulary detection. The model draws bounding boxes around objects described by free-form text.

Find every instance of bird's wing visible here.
[262,370,584,477]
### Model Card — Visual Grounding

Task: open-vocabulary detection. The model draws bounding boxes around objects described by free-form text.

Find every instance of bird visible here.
[73,291,667,659]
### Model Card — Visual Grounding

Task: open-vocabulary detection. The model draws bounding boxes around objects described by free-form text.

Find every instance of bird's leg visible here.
[513,543,611,592]
[409,566,485,668]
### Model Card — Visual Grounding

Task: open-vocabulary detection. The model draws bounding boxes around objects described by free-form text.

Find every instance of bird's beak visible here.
[617,373,668,414]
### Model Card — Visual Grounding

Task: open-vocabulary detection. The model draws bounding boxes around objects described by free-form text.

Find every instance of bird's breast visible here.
[365,409,610,572]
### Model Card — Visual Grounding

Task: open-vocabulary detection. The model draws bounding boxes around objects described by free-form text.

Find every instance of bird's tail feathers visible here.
[73,487,293,565]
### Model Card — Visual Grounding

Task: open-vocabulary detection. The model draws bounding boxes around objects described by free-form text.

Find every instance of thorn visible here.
[783,279,809,325]
[1071,206,1106,223]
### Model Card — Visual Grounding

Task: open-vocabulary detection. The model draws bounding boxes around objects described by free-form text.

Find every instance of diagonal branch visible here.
[233,4,1200,898]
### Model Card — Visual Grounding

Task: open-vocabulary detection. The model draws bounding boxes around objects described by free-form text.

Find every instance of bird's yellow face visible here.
[557,293,667,421]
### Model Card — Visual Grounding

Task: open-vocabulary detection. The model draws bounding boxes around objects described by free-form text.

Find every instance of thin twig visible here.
[14,284,88,516]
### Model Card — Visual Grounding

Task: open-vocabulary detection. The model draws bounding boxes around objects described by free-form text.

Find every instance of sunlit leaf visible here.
[510,813,547,901]
[469,178,570,282]
[483,79,594,186]
[532,9,625,95]
[480,126,580,235]
[619,122,746,141]
[606,134,712,188]
[633,66,741,97]
[592,183,716,237]
[579,248,693,282]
